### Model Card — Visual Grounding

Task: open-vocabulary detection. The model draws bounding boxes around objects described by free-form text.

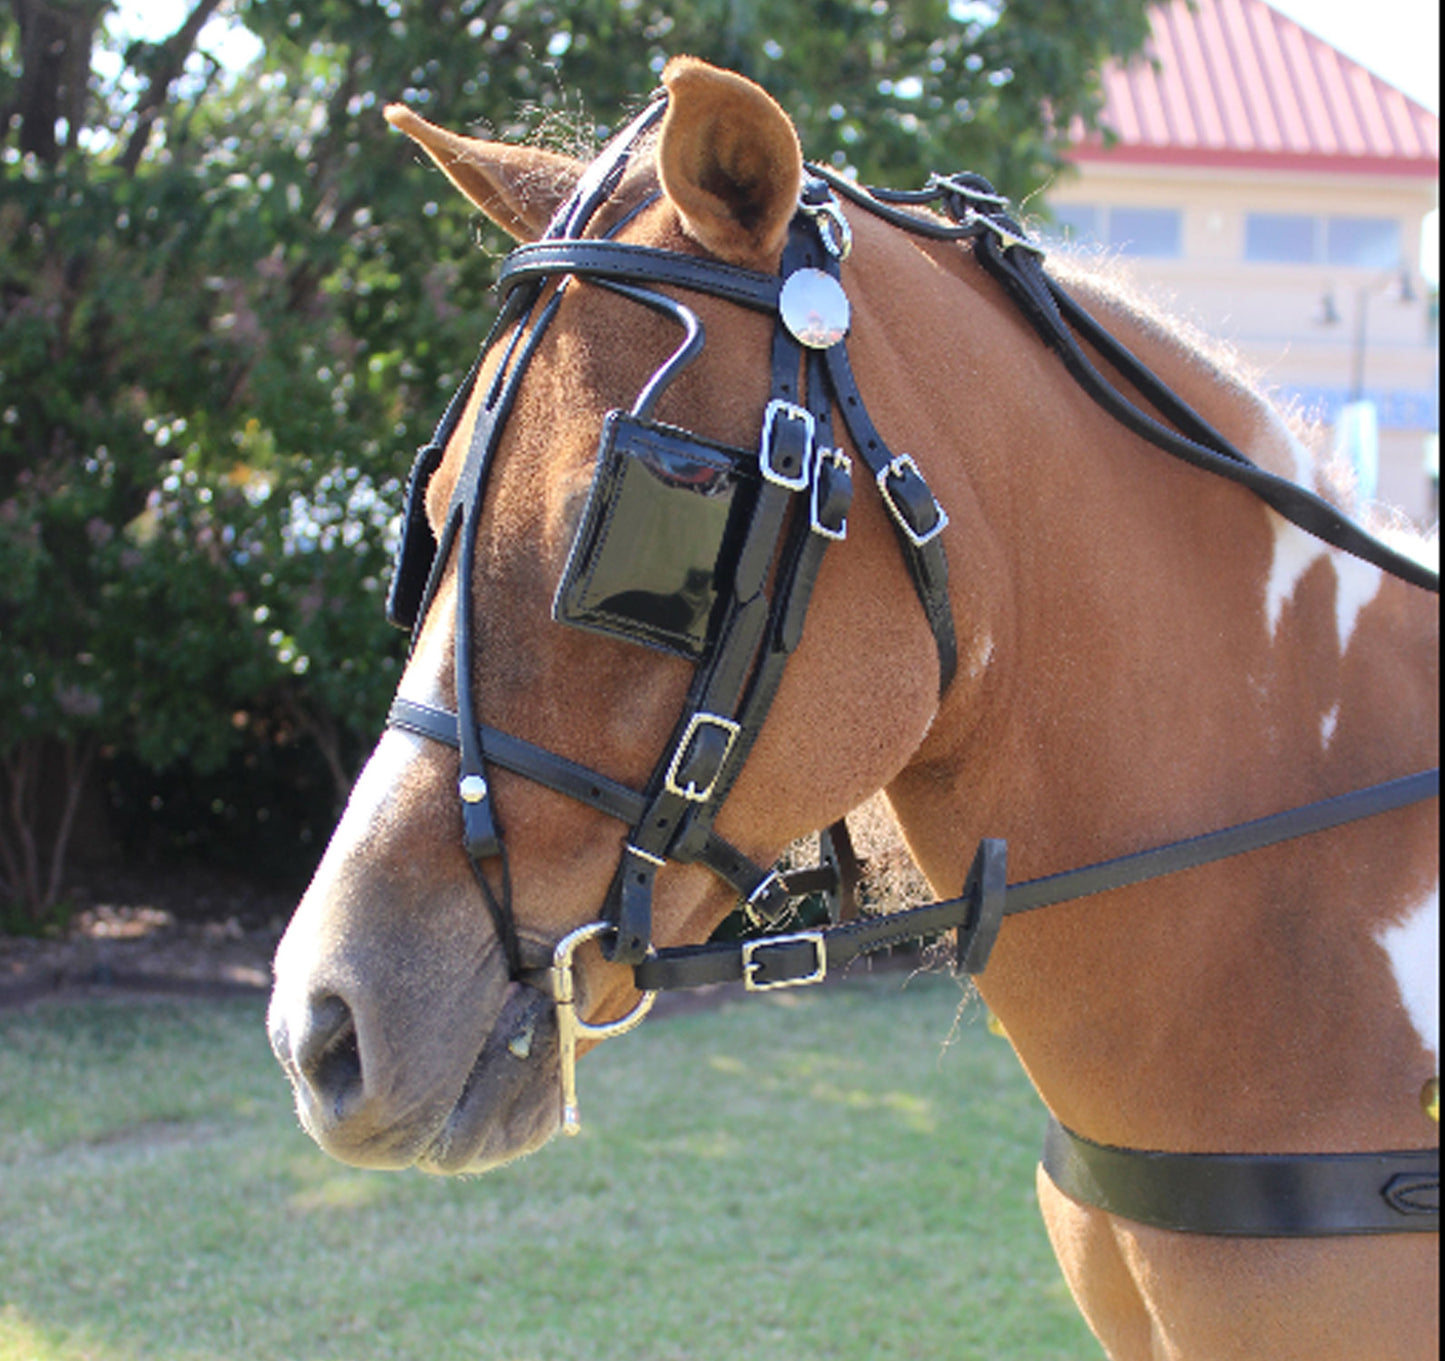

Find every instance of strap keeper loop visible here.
[956,838,1008,975]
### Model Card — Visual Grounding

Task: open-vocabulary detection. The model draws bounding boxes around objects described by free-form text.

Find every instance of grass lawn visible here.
[0,970,1099,1361]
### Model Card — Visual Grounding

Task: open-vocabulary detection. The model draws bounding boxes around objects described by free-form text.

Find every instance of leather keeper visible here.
[812,451,853,537]
[956,837,1007,974]
[605,845,658,965]
[462,797,502,862]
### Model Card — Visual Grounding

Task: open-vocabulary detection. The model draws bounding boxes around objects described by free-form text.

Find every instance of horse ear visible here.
[657,57,802,267]
[383,105,581,242]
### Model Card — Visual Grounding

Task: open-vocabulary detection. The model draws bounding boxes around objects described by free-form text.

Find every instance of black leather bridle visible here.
[386,91,957,981]
[382,92,1439,1232]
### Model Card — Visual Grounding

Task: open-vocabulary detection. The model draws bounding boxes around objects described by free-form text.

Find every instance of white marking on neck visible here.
[1331,549,1384,655]
[1319,703,1340,748]
[1377,885,1439,1068]
[965,633,995,681]
[1264,514,1383,656]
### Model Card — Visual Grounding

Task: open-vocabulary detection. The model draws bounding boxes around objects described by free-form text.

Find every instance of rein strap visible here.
[633,768,1440,991]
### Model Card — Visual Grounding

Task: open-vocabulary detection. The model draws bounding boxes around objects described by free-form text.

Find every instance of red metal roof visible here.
[1070,0,1439,176]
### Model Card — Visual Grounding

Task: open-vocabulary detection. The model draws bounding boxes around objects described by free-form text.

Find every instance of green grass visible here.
[0,972,1099,1361]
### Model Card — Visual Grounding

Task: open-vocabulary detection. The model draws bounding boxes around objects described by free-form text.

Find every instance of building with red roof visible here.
[1048,0,1438,521]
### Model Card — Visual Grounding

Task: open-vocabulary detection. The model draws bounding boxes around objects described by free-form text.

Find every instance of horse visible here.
[268,58,1439,1360]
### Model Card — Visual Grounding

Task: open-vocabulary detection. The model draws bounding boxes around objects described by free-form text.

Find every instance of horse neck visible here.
[877,256,1439,1153]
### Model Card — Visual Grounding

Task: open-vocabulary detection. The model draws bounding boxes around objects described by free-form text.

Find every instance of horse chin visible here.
[414,982,564,1175]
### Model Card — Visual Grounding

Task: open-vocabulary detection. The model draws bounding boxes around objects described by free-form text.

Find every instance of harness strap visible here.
[501,240,783,313]
[1042,1117,1440,1236]
[980,235,1440,594]
[633,768,1439,991]
[809,160,1440,597]
[601,225,853,961]
[387,697,790,904]
[822,336,958,693]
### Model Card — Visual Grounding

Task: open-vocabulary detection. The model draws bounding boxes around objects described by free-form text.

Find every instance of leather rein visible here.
[384,93,1439,1232]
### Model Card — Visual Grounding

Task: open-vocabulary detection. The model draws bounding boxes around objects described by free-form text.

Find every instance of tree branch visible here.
[117,0,226,175]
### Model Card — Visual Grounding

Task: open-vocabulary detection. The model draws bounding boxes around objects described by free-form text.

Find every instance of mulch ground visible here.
[0,866,293,1010]
[1,858,929,1013]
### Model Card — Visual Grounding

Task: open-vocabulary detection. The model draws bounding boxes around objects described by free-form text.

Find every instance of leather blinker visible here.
[554,413,759,659]
[387,440,445,631]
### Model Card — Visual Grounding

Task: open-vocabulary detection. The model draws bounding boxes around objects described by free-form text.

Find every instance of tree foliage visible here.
[0,0,1150,927]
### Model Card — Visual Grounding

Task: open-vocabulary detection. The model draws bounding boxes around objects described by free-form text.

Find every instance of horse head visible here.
[267,59,955,1173]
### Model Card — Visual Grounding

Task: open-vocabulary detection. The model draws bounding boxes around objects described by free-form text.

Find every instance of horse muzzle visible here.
[267,952,566,1174]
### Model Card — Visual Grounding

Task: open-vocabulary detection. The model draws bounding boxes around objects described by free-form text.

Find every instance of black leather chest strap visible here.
[1043,1116,1439,1236]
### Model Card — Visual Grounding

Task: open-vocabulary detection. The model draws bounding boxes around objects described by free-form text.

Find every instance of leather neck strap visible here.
[1042,1117,1439,1236]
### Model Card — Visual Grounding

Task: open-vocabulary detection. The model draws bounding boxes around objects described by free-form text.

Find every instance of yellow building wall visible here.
[1042,161,1438,525]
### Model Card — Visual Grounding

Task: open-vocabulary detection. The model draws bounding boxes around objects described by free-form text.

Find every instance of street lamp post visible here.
[1323,267,1418,503]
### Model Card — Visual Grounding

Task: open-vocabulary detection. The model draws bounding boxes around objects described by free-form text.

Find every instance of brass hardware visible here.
[1423,1076,1440,1124]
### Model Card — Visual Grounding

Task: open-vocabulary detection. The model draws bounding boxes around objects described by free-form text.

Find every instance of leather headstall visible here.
[385,92,956,981]
[382,93,1439,1235]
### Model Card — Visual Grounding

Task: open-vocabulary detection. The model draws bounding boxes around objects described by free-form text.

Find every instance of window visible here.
[1043,204,1181,257]
[1325,217,1402,269]
[1049,203,1100,246]
[1244,212,1401,268]
[1245,213,1315,262]
[1107,207,1182,258]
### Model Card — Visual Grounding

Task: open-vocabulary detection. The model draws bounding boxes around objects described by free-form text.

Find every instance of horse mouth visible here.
[416,982,563,1174]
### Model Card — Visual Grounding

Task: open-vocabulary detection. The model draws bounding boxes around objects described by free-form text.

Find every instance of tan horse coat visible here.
[270,59,1438,1360]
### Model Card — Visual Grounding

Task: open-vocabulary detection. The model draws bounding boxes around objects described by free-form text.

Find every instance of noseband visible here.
[382,92,1438,1229]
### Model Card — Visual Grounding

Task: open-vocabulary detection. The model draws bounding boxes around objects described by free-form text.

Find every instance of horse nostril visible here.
[295,992,364,1120]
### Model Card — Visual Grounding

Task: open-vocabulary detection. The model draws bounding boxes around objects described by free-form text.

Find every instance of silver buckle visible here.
[662,711,741,803]
[963,208,1043,257]
[876,453,949,548]
[741,930,827,992]
[743,870,785,930]
[800,197,853,260]
[809,447,851,541]
[760,400,815,491]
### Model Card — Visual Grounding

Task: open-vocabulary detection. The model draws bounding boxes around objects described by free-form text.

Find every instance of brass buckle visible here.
[741,930,828,992]
[662,711,741,803]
